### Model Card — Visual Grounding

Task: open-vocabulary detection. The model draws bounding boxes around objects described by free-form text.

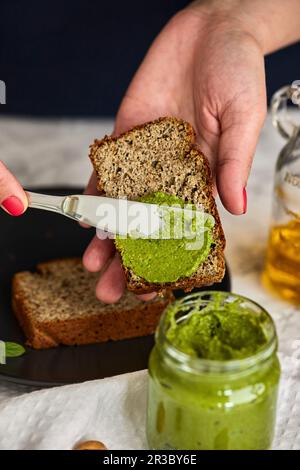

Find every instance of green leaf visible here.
[5,342,26,358]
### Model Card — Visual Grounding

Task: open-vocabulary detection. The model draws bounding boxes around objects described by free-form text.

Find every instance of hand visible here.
[0,161,28,216]
[83,1,268,303]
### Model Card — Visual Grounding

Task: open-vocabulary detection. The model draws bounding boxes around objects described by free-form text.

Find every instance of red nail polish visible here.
[243,187,247,214]
[1,196,24,216]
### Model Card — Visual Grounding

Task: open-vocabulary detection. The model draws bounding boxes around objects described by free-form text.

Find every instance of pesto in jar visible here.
[147,292,280,450]
[165,295,268,360]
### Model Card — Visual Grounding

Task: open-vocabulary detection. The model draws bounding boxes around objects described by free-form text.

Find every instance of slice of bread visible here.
[12,258,173,349]
[89,117,225,294]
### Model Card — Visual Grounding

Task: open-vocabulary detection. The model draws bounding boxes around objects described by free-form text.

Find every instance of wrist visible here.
[186,1,266,53]
[186,0,300,55]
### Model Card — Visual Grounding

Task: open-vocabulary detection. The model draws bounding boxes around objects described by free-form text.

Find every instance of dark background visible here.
[0,0,299,117]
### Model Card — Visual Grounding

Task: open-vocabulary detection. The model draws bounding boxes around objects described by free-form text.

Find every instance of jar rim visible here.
[156,291,278,374]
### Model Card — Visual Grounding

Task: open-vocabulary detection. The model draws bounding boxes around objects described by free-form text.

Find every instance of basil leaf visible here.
[5,342,26,357]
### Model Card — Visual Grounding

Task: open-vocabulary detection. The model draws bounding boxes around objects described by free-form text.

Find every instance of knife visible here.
[26,191,213,239]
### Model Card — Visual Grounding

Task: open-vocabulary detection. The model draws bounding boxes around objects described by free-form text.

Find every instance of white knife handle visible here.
[26,191,67,214]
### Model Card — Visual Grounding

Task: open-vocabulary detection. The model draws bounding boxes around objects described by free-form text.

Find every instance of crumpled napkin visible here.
[0,371,148,450]
[273,352,300,450]
[0,351,300,450]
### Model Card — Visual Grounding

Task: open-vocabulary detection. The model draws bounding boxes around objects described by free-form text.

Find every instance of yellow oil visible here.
[262,219,300,304]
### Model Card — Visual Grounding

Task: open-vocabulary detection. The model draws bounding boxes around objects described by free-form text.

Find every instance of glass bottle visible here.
[263,83,300,303]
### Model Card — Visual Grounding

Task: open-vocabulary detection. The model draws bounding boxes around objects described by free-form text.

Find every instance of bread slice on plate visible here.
[89,117,225,294]
[12,258,173,349]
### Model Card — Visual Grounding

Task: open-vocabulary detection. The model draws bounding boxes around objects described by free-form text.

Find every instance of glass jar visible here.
[147,292,280,450]
[262,83,300,303]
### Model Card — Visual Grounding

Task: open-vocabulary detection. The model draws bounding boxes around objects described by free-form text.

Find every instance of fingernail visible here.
[243,187,247,214]
[1,196,24,216]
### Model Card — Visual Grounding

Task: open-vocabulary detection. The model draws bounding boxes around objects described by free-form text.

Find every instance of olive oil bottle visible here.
[263,84,300,303]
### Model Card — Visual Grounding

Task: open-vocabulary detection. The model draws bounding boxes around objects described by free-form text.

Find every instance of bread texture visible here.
[89,117,225,294]
[12,258,173,349]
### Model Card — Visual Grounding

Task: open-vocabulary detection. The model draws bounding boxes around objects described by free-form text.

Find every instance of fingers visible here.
[84,236,157,303]
[0,161,28,216]
[83,235,115,273]
[195,108,220,197]
[79,171,100,228]
[217,103,266,215]
[95,254,126,304]
[84,171,99,196]
[137,292,157,301]
[82,172,127,304]
[83,236,125,303]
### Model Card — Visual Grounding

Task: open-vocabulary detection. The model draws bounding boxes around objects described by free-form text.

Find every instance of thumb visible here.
[217,103,266,215]
[84,171,99,196]
[0,161,28,216]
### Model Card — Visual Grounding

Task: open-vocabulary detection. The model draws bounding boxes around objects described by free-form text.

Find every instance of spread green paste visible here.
[165,295,268,360]
[115,192,214,283]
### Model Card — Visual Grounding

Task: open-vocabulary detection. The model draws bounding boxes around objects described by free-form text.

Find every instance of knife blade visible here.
[27,192,214,240]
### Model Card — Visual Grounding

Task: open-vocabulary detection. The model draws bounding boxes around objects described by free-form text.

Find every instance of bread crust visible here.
[89,117,226,294]
[12,260,174,350]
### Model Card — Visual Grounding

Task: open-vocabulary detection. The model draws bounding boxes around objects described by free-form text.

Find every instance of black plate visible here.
[0,187,230,387]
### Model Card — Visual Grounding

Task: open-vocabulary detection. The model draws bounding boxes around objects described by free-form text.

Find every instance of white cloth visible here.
[0,115,300,450]
[0,354,299,450]
[0,371,148,450]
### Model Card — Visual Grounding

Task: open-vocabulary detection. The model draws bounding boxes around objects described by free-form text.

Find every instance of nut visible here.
[74,440,107,450]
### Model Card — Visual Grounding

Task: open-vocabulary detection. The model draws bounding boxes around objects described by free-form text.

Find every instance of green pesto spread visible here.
[115,192,214,283]
[166,295,269,360]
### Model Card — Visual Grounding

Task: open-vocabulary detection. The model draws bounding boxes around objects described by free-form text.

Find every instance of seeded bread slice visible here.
[89,117,225,294]
[12,258,173,349]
